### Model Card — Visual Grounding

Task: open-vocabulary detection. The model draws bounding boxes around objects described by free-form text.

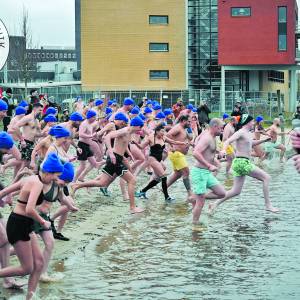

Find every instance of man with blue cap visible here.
[252,116,267,160]
[118,97,134,116]
[42,114,57,137]
[209,114,279,215]
[12,102,43,167]
[71,116,145,214]
[75,110,103,181]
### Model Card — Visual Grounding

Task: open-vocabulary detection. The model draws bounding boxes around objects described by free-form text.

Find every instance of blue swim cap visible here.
[15,106,26,116]
[59,162,75,182]
[130,106,140,115]
[187,104,194,110]
[76,96,82,101]
[223,113,229,119]
[155,112,166,119]
[105,107,113,115]
[45,107,57,116]
[114,112,129,123]
[130,116,144,127]
[123,97,134,106]
[164,109,172,116]
[41,152,64,173]
[146,100,152,105]
[144,107,153,114]
[138,113,146,121]
[94,99,104,106]
[19,100,29,107]
[44,114,57,123]
[70,112,84,122]
[192,108,197,112]
[86,110,97,119]
[107,99,117,106]
[0,100,8,111]
[0,132,14,149]
[153,104,162,111]
[152,101,159,106]
[256,115,264,123]
[51,125,71,138]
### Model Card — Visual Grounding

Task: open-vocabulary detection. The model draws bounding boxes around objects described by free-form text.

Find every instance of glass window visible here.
[59,53,63,58]
[231,7,251,17]
[55,53,58,59]
[278,7,287,23]
[64,53,68,58]
[149,15,169,25]
[149,70,169,80]
[278,35,287,51]
[68,53,72,58]
[149,43,169,52]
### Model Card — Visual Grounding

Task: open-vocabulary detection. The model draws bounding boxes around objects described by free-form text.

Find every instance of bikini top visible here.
[17,174,59,206]
[149,136,165,161]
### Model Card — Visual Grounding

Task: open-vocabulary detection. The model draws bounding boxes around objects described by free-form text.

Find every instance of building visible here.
[218,0,299,112]
[80,0,186,91]
[0,36,78,84]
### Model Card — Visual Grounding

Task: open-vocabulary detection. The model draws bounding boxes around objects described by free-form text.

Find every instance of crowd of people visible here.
[0,87,299,299]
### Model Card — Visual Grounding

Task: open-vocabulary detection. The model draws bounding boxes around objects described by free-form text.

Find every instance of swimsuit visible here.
[149,137,165,162]
[191,167,219,195]
[19,139,35,161]
[168,151,188,171]
[77,141,93,161]
[103,152,128,177]
[232,157,255,177]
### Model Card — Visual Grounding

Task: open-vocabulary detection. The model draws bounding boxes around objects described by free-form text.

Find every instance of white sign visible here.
[0,19,9,71]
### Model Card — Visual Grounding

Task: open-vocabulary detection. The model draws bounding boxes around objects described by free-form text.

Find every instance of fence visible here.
[3,85,297,119]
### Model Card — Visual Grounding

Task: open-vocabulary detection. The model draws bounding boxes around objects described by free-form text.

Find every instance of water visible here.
[5,159,300,300]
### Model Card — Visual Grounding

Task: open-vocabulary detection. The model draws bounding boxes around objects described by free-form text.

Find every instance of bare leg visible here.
[119,178,129,201]
[167,170,182,188]
[205,184,226,200]
[121,171,144,213]
[192,194,205,224]
[248,166,279,212]
[208,176,246,215]
[27,233,44,300]
[226,155,234,174]
[275,144,286,162]
[75,161,87,182]
[39,231,55,279]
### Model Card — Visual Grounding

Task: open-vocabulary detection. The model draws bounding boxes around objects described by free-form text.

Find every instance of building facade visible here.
[80,0,186,91]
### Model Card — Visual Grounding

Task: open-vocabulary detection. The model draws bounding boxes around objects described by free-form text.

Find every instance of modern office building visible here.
[78,0,299,110]
[80,0,186,91]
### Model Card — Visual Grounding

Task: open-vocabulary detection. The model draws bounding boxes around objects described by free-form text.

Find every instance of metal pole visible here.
[220,66,226,114]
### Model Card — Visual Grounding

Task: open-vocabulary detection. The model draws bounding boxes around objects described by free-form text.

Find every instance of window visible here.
[278,6,287,51]
[55,53,58,59]
[64,53,68,58]
[68,53,72,58]
[149,70,169,80]
[149,43,169,52]
[231,7,251,17]
[149,15,168,25]
[268,71,285,83]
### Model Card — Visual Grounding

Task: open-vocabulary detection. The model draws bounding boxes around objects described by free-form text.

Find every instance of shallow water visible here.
[5,158,300,299]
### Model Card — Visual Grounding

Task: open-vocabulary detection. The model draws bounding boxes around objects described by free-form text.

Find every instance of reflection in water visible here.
[35,163,300,299]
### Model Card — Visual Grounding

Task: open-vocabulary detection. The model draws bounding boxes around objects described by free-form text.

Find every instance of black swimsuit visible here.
[149,137,165,162]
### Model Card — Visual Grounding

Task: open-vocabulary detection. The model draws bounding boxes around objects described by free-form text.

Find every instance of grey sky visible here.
[0,0,75,48]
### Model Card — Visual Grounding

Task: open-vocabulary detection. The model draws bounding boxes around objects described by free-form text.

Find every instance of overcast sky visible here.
[0,0,75,48]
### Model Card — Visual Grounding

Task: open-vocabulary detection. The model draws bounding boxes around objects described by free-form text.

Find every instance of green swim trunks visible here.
[232,157,255,177]
[32,212,51,234]
[191,167,219,195]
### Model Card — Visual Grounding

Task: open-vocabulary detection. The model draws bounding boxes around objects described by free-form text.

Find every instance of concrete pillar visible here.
[220,66,226,114]
[289,69,297,112]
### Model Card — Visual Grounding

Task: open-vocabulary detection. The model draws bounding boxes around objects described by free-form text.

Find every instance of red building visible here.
[218,0,297,66]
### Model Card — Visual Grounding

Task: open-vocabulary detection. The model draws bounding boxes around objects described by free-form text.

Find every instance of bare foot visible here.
[70,183,79,197]
[39,274,60,283]
[3,279,25,289]
[130,207,145,214]
[265,205,280,213]
[208,203,217,216]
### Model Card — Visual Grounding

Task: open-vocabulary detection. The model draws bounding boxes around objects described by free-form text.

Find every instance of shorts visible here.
[191,167,219,195]
[63,186,69,196]
[6,212,34,245]
[264,141,281,153]
[77,141,93,161]
[32,212,51,234]
[18,139,35,161]
[168,151,188,171]
[103,153,128,177]
[219,142,235,156]
[232,157,255,177]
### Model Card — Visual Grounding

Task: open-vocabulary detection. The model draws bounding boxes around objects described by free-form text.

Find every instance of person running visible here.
[190,119,226,224]
[75,110,102,181]
[0,152,64,300]
[264,118,286,162]
[291,130,300,173]
[71,116,145,214]
[135,123,188,201]
[252,115,267,160]
[208,114,279,215]
[167,115,193,198]
[222,116,237,174]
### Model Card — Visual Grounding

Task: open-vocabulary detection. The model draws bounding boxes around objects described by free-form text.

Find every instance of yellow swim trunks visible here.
[219,142,235,156]
[168,151,188,171]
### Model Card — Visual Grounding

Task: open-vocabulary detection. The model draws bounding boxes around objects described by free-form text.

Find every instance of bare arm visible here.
[79,123,92,139]
[193,136,215,170]
[223,130,242,149]
[252,137,271,146]
[0,181,22,199]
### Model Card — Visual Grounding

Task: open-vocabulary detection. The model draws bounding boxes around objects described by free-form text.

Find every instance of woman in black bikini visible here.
[0,152,64,300]
[135,123,187,201]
